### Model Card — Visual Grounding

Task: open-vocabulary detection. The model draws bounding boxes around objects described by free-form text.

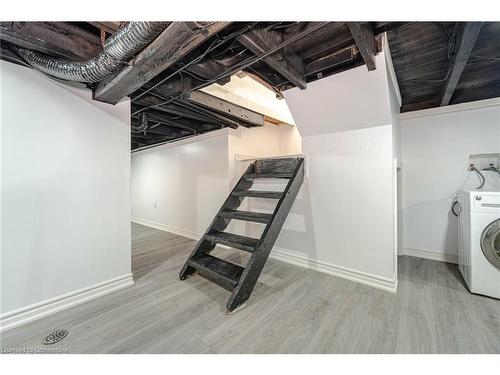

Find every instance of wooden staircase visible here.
[179,157,305,312]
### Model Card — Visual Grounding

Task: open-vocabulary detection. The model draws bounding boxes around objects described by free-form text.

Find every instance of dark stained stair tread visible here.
[179,157,305,312]
[219,210,273,224]
[244,173,293,179]
[232,190,283,199]
[187,254,244,289]
[205,231,259,252]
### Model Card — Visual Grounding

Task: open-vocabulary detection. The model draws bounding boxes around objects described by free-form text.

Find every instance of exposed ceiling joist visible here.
[0,22,102,60]
[139,74,265,128]
[93,22,232,104]
[134,94,233,129]
[440,22,484,106]
[173,98,241,129]
[147,81,243,129]
[146,126,189,138]
[305,47,354,76]
[131,118,190,137]
[133,95,220,124]
[237,29,306,89]
[347,22,377,71]
[150,119,200,134]
[88,22,122,34]
[187,90,265,127]
[0,43,29,67]
[134,110,205,134]
[130,133,155,140]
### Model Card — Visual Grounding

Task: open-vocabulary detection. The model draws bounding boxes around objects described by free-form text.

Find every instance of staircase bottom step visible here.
[187,254,244,290]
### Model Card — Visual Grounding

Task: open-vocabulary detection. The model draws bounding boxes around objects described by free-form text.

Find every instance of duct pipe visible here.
[131,112,150,133]
[12,22,168,82]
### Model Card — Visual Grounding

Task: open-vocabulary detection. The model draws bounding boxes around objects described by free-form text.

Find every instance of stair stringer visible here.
[179,163,254,280]
[226,158,305,311]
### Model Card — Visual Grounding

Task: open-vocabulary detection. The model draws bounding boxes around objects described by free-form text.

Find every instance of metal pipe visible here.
[471,166,486,190]
[13,22,168,82]
[131,112,149,133]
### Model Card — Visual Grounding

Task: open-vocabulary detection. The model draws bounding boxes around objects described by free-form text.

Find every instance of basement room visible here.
[1,1,499,368]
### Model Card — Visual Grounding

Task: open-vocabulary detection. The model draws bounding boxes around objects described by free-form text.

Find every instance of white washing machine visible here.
[458,189,500,299]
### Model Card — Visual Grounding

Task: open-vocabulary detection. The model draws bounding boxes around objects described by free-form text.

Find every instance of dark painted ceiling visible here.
[1,21,499,151]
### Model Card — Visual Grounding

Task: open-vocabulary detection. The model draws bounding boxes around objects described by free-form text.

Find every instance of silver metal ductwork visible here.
[131,112,150,133]
[13,22,168,82]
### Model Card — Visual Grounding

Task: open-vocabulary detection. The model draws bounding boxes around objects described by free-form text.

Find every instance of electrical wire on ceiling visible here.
[180,69,212,83]
[268,22,299,30]
[131,22,329,117]
[470,54,500,61]
[131,23,259,103]
[212,46,249,66]
[466,54,500,65]
[407,22,458,84]
[210,39,240,61]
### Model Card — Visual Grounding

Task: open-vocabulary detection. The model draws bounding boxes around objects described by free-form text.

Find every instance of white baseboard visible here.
[270,247,398,293]
[132,219,398,293]
[0,274,134,332]
[132,218,201,241]
[402,248,458,264]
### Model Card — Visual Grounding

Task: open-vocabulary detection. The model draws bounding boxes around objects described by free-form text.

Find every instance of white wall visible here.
[277,126,395,277]
[284,57,392,137]
[401,100,500,262]
[131,122,302,235]
[227,124,301,185]
[1,61,132,315]
[282,52,399,290]
[131,130,230,238]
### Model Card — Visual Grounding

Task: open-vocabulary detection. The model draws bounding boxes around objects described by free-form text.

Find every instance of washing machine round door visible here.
[481,219,500,270]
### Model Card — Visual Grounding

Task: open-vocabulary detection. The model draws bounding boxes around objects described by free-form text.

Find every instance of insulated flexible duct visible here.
[131,112,149,133]
[12,22,168,82]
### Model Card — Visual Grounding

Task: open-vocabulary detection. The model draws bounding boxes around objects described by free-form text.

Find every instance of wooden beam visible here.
[236,71,284,99]
[440,22,484,106]
[146,126,190,138]
[0,22,102,60]
[0,43,30,67]
[93,22,231,104]
[140,76,265,128]
[237,29,306,89]
[88,22,123,34]
[133,96,220,124]
[148,78,246,129]
[305,47,354,76]
[347,22,377,71]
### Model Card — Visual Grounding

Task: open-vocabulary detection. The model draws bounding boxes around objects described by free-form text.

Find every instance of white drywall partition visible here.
[282,53,398,291]
[131,123,302,237]
[284,58,392,137]
[401,100,500,263]
[0,61,132,329]
[131,130,230,239]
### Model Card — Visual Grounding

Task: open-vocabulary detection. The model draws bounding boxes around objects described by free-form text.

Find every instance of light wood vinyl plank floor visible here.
[1,223,499,353]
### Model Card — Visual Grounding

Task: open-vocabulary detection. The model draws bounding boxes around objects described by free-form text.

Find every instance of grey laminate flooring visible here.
[1,223,499,353]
